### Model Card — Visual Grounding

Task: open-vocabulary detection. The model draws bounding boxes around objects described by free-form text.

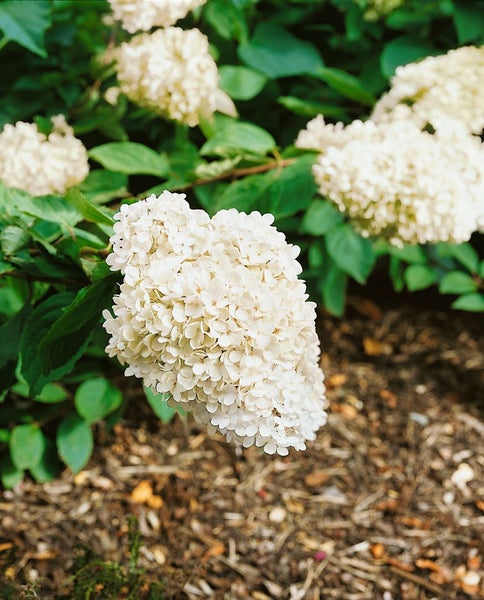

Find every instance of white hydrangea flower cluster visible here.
[114,27,235,126]
[371,46,484,135]
[296,116,484,246]
[0,115,89,196]
[108,0,205,33]
[103,192,327,455]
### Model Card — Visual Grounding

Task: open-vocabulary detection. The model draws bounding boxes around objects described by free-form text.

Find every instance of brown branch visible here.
[390,566,444,595]
[172,158,297,191]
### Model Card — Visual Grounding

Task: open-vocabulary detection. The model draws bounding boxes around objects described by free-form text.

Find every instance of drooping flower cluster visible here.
[114,27,235,126]
[108,0,205,33]
[371,46,484,135]
[103,192,327,455]
[0,115,89,196]
[296,116,484,246]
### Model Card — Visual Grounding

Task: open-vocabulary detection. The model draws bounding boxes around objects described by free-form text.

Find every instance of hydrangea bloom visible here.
[108,0,205,32]
[0,115,89,196]
[371,46,484,135]
[103,192,327,455]
[296,116,483,246]
[114,27,235,126]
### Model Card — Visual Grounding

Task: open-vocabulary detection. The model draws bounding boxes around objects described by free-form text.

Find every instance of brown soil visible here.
[1,295,483,599]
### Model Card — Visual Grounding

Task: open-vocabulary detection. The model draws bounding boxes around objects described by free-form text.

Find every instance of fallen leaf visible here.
[370,543,385,559]
[304,470,331,488]
[363,337,392,356]
[130,480,154,504]
[379,389,398,409]
[326,374,347,388]
[416,558,444,573]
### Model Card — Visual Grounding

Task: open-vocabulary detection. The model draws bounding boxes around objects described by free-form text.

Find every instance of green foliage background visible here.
[0,0,483,487]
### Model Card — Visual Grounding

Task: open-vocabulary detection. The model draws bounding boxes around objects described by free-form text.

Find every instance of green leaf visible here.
[381,36,437,78]
[89,143,169,177]
[0,453,23,488]
[269,156,317,219]
[203,0,248,42]
[300,200,344,236]
[219,65,267,100]
[17,194,83,227]
[389,245,426,264]
[451,293,484,312]
[0,304,31,393]
[277,96,347,119]
[200,122,276,157]
[144,387,183,424]
[312,67,376,106]
[29,438,61,483]
[453,0,484,43]
[57,413,93,473]
[74,377,122,424]
[66,189,114,226]
[38,275,119,374]
[0,0,51,57]
[404,264,437,291]
[79,170,128,204]
[389,255,405,292]
[215,173,273,212]
[20,292,78,397]
[439,243,479,273]
[0,225,30,256]
[318,261,348,317]
[439,272,478,295]
[325,225,375,284]
[9,424,45,470]
[34,383,68,404]
[238,22,324,79]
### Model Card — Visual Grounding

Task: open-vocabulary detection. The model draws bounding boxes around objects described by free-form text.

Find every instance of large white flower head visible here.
[296,116,483,246]
[108,0,206,32]
[114,27,235,126]
[103,192,327,455]
[0,115,89,196]
[371,46,484,135]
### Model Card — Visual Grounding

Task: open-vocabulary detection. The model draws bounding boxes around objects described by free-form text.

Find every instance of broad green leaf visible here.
[318,261,348,317]
[79,170,128,204]
[219,65,267,100]
[312,67,376,106]
[300,200,343,236]
[0,0,51,57]
[389,245,426,264]
[404,264,437,291]
[20,292,79,397]
[57,413,93,473]
[203,0,248,42]
[325,225,375,284]
[39,275,119,374]
[269,156,317,219]
[144,387,184,424]
[17,195,83,227]
[453,0,484,43]
[66,189,114,227]
[215,173,273,212]
[35,383,68,404]
[74,377,122,424]
[439,272,478,295]
[0,453,23,489]
[0,304,31,393]
[200,122,276,157]
[389,255,405,292]
[29,438,61,483]
[438,243,479,273]
[238,22,324,79]
[9,424,45,470]
[277,96,347,119]
[480,261,484,279]
[0,225,29,255]
[89,142,169,177]
[452,293,484,312]
[381,36,437,78]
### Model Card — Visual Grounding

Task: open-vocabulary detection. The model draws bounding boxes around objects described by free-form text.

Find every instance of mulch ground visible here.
[1,293,483,599]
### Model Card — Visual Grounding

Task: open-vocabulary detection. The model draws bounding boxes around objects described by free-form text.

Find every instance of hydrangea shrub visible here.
[0,0,483,486]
